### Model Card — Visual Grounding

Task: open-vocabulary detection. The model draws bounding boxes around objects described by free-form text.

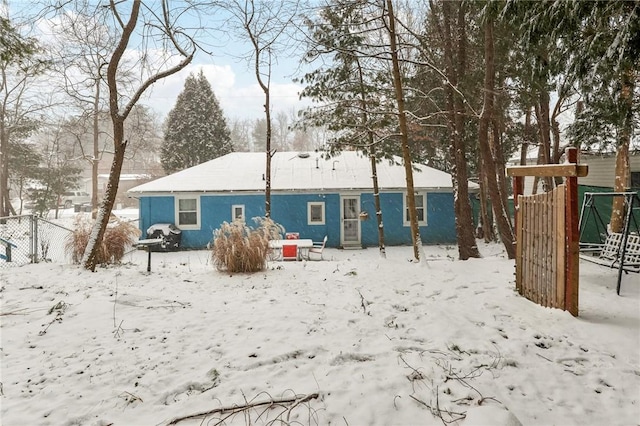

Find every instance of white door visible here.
[341,195,361,247]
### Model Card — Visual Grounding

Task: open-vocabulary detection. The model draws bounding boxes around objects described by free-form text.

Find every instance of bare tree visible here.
[433,0,481,260]
[49,2,123,217]
[214,0,300,218]
[384,0,422,261]
[71,0,197,271]
[274,110,291,150]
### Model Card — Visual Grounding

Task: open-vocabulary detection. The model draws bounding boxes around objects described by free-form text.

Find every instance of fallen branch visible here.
[357,289,370,315]
[399,355,425,382]
[18,285,44,290]
[119,390,143,405]
[39,301,67,336]
[409,394,466,424]
[164,392,320,425]
[536,353,553,363]
[113,320,125,339]
[1,307,30,316]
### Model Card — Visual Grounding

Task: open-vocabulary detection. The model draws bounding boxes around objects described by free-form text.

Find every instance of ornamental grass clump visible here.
[66,215,140,265]
[212,217,283,273]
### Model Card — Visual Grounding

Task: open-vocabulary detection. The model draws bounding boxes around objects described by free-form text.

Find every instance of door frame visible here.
[340,194,361,247]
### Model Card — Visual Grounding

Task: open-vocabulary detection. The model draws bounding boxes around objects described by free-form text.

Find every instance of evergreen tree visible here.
[299,2,396,156]
[510,0,639,231]
[1,16,47,217]
[299,2,396,257]
[29,163,82,218]
[161,70,233,173]
[9,141,41,214]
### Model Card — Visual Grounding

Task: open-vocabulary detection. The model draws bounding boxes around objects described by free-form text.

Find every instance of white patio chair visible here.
[305,236,327,260]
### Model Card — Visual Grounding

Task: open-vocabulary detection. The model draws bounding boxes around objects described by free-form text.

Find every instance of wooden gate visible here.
[516,185,566,309]
[507,147,588,316]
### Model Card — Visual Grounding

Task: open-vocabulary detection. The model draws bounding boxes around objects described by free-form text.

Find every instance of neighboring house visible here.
[127,151,479,249]
[98,173,154,208]
[578,151,640,189]
[508,149,640,194]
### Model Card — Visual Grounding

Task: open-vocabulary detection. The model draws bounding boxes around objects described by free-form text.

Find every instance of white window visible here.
[176,196,200,229]
[308,202,325,225]
[232,204,245,221]
[404,193,427,226]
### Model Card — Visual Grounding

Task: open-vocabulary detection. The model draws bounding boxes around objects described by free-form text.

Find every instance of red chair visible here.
[282,244,298,261]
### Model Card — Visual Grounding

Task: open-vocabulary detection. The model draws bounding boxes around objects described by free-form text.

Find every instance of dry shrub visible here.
[212,217,283,273]
[66,215,141,265]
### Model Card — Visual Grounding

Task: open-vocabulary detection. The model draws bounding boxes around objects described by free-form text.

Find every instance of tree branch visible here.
[164,392,320,425]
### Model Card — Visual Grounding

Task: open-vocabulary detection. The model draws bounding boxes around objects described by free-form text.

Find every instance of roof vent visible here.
[297,152,310,159]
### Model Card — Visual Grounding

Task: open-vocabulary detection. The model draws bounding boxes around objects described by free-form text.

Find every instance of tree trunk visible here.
[478,16,514,259]
[520,108,531,166]
[80,0,193,271]
[83,0,140,271]
[478,162,494,242]
[370,153,386,258]
[92,79,100,219]
[535,92,554,191]
[441,0,480,260]
[264,92,272,218]
[0,110,8,218]
[249,30,272,218]
[356,58,385,258]
[610,70,634,233]
[386,0,420,261]
[83,137,127,270]
[491,120,510,215]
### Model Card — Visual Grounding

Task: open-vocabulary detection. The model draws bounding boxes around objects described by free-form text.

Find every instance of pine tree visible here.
[161,70,233,173]
[1,16,46,217]
[299,1,395,258]
[9,141,41,214]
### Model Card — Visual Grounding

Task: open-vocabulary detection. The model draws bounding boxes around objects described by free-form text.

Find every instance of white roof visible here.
[99,173,151,181]
[128,151,476,194]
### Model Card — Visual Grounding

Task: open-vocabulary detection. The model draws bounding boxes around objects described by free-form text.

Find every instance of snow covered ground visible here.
[1,242,638,425]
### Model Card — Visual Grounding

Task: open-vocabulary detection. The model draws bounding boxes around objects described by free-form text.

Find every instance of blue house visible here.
[127,151,478,249]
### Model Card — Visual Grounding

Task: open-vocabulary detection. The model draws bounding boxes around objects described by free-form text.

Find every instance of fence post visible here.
[565,147,579,316]
[513,175,523,293]
[32,215,38,263]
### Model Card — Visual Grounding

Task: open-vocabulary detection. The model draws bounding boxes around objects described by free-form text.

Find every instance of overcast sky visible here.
[140,56,309,124]
[136,2,314,124]
[7,0,313,124]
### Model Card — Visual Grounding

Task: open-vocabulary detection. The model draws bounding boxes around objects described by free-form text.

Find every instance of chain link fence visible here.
[0,215,74,268]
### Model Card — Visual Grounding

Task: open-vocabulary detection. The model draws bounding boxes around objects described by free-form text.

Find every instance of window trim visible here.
[403,192,427,226]
[175,195,200,230]
[307,201,325,225]
[232,204,245,222]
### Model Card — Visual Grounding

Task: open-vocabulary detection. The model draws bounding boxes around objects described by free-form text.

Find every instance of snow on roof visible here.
[99,173,151,181]
[128,151,476,194]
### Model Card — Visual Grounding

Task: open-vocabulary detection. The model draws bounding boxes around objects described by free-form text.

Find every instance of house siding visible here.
[507,152,639,194]
[579,155,640,188]
[369,192,457,245]
[138,190,460,249]
[271,193,337,244]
